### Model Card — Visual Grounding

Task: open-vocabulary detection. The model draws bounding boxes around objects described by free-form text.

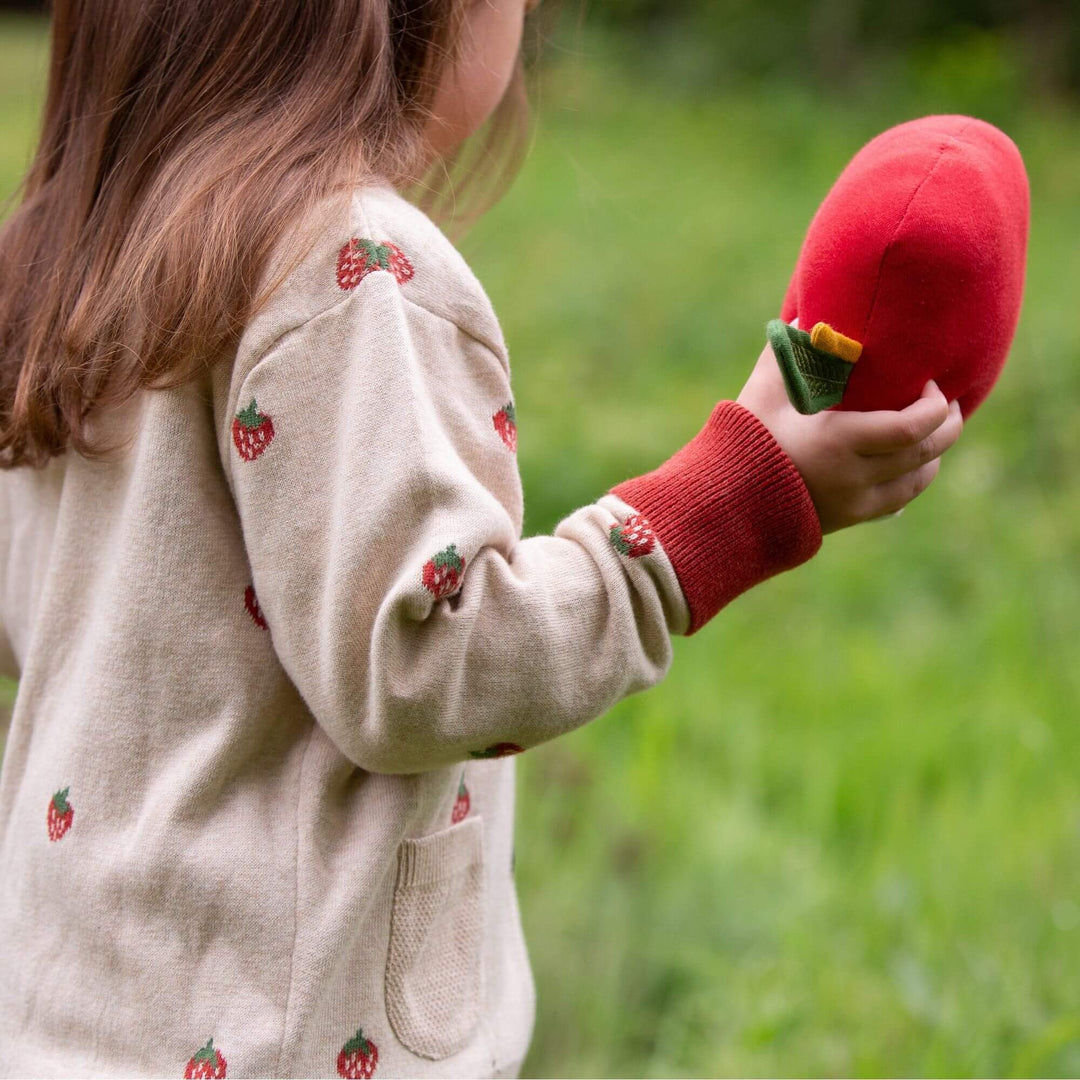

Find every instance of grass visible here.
[3,15,1080,1077]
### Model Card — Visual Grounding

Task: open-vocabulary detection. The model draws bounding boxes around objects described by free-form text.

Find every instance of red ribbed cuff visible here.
[611,400,822,634]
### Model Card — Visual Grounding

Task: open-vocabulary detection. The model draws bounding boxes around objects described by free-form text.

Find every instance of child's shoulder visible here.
[237,180,507,375]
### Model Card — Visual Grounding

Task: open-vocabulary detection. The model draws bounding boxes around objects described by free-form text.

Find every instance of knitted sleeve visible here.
[225,268,821,774]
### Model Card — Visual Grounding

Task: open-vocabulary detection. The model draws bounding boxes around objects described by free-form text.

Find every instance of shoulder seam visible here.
[402,294,510,376]
[234,284,508,399]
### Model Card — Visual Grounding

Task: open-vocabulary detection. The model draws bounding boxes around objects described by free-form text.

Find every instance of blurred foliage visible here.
[547,0,1080,100]
[465,28,1080,1080]
[4,0,1079,99]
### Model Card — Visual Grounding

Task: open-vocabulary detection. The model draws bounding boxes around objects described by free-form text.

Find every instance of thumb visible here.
[746,339,793,412]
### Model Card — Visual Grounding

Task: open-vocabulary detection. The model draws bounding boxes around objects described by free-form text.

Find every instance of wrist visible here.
[611,400,822,634]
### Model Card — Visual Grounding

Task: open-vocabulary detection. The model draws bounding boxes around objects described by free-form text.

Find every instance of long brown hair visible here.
[0,0,536,470]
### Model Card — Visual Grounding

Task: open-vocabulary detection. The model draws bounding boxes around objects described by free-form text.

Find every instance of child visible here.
[0,0,963,1076]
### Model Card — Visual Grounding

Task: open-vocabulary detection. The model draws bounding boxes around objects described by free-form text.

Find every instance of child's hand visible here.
[737,340,964,534]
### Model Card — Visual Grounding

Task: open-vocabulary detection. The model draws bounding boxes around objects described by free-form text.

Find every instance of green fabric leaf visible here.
[766,319,855,415]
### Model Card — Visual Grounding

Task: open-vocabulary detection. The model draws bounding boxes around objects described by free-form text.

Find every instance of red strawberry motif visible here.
[336,238,414,291]
[469,743,524,759]
[451,773,471,824]
[422,544,465,600]
[244,584,268,630]
[609,513,656,559]
[337,1028,378,1079]
[385,245,414,284]
[46,787,73,841]
[232,399,275,462]
[184,1037,226,1079]
[493,403,517,452]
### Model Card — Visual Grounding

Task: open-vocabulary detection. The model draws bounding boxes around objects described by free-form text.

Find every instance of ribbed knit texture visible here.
[612,400,823,634]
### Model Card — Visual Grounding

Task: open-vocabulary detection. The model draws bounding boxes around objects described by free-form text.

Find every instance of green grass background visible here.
[2,13,1080,1077]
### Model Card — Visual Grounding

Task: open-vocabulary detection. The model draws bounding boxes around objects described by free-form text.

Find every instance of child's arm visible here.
[223,269,821,774]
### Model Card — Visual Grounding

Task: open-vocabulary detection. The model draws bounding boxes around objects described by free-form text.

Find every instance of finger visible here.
[866,456,941,519]
[837,380,951,455]
[860,398,963,483]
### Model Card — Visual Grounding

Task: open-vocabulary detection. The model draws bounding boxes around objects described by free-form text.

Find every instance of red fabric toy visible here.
[768,115,1029,419]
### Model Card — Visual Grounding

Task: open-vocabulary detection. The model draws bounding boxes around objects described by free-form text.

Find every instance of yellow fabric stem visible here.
[810,322,863,364]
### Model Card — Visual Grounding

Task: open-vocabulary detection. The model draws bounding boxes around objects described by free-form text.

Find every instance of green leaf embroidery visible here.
[193,1039,218,1064]
[433,544,465,573]
[235,400,265,429]
[609,525,631,556]
[342,1029,373,1056]
[354,239,392,270]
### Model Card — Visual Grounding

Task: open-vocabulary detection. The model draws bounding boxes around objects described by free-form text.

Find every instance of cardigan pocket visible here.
[385,815,485,1060]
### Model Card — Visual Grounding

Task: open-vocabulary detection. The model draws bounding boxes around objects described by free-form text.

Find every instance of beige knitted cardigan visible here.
[0,181,821,1078]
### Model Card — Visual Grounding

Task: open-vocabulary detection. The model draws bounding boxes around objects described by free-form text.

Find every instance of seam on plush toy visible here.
[860,118,977,347]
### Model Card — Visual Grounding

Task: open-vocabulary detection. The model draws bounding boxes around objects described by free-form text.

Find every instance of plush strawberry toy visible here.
[768,115,1029,419]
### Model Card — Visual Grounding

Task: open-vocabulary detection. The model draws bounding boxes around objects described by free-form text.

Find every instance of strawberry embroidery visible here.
[244,584,268,630]
[336,238,414,291]
[493,403,517,452]
[232,399,275,462]
[46,787,73,841]
[609,513,656,559]
[469,743,523,759]
[422,544,465,600]
[184,1038,226,1079]
[451,773,471,824]
[337,1028,378,1079]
